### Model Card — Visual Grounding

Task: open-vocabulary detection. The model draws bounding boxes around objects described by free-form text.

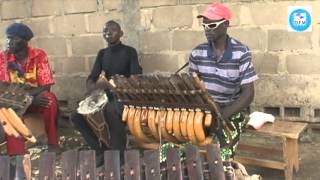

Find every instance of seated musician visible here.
[0,23,59,155]
[71,20,142,167]
[189,3,258,160]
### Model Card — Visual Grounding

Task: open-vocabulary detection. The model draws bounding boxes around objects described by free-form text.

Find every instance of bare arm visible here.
[220,83,254,120]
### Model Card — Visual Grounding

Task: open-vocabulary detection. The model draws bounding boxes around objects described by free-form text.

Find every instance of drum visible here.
[77,90,111,147]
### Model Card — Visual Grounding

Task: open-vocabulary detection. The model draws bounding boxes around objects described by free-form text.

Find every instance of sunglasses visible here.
[202,20,227,30]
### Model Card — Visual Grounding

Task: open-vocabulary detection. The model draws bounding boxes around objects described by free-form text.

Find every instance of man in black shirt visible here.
[71,20,142,166]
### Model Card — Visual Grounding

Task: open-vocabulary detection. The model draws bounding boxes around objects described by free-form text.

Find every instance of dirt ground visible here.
[1,119,319,180]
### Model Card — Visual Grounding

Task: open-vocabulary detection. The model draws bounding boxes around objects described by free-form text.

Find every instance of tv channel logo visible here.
[288,6,312,32]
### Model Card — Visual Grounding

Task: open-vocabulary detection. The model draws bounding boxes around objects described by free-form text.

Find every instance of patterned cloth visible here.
[160,142,190,163]
[189,36,258,104]
[159,113,247,162]
[217,112,247,161]
[0,47,54,86]
[0,46,58,156]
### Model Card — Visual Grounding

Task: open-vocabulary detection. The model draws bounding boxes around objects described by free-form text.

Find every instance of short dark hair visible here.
[105,20,121,30]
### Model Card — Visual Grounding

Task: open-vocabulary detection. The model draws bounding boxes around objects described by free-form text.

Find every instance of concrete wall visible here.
[1,0,320,122]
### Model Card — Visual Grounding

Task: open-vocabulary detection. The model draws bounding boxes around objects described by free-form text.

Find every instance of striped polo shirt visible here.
[189,36,258,105]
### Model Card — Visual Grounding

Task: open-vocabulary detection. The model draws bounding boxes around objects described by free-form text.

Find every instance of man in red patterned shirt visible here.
[0,23,59,155]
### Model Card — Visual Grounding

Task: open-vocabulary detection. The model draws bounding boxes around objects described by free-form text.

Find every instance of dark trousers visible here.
[71,101,126,161]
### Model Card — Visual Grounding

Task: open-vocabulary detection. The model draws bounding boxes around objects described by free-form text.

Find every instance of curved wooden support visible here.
[204,112,213,127]
[159,110,179,143]
[194,110,206,142]
[127,106,137,135]
[140,108,148,125]
[122,105,129,122]
[132,108,154,143]
[165,109,174,134]
[172,110,185,141]
[186,110,197,144]
[147,109,159,140]
[179,109,189,138]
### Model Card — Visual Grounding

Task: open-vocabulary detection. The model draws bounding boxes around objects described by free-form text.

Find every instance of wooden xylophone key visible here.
[143,75,160,103]
[151,75,179,104]
[167,75,191,104]
[112,75,134,101]
[180,73,206,105]
[170,74,198,105]
[130,75,154,102]
[117,75,144,101]
[156,74,183,104]
[127,75,149,102]
[119,75,146,102]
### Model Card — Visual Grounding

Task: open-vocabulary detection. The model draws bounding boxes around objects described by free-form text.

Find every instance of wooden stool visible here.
[235,120,307,180]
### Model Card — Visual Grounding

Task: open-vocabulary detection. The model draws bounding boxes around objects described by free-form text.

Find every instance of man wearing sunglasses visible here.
[189,3,258,161]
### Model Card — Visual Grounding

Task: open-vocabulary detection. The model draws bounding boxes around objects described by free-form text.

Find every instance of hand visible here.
[220,107,231,121]
[220,108,236,131]
[32,93,51,108]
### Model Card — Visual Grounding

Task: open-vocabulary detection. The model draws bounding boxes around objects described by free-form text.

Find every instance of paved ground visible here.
[246,129,320,180]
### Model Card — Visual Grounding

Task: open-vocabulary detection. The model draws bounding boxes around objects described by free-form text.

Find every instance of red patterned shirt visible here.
[0,47,54,87]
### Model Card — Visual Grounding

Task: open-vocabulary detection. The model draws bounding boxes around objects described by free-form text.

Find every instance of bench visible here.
[235,120,308,180]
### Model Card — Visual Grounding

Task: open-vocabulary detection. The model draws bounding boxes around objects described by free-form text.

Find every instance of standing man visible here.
[0,23,59,155]
[71,20,142,166]
[189,3,258,160]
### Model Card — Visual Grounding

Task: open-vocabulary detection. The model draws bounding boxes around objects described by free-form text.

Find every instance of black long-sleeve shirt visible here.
[88,42,142,82]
